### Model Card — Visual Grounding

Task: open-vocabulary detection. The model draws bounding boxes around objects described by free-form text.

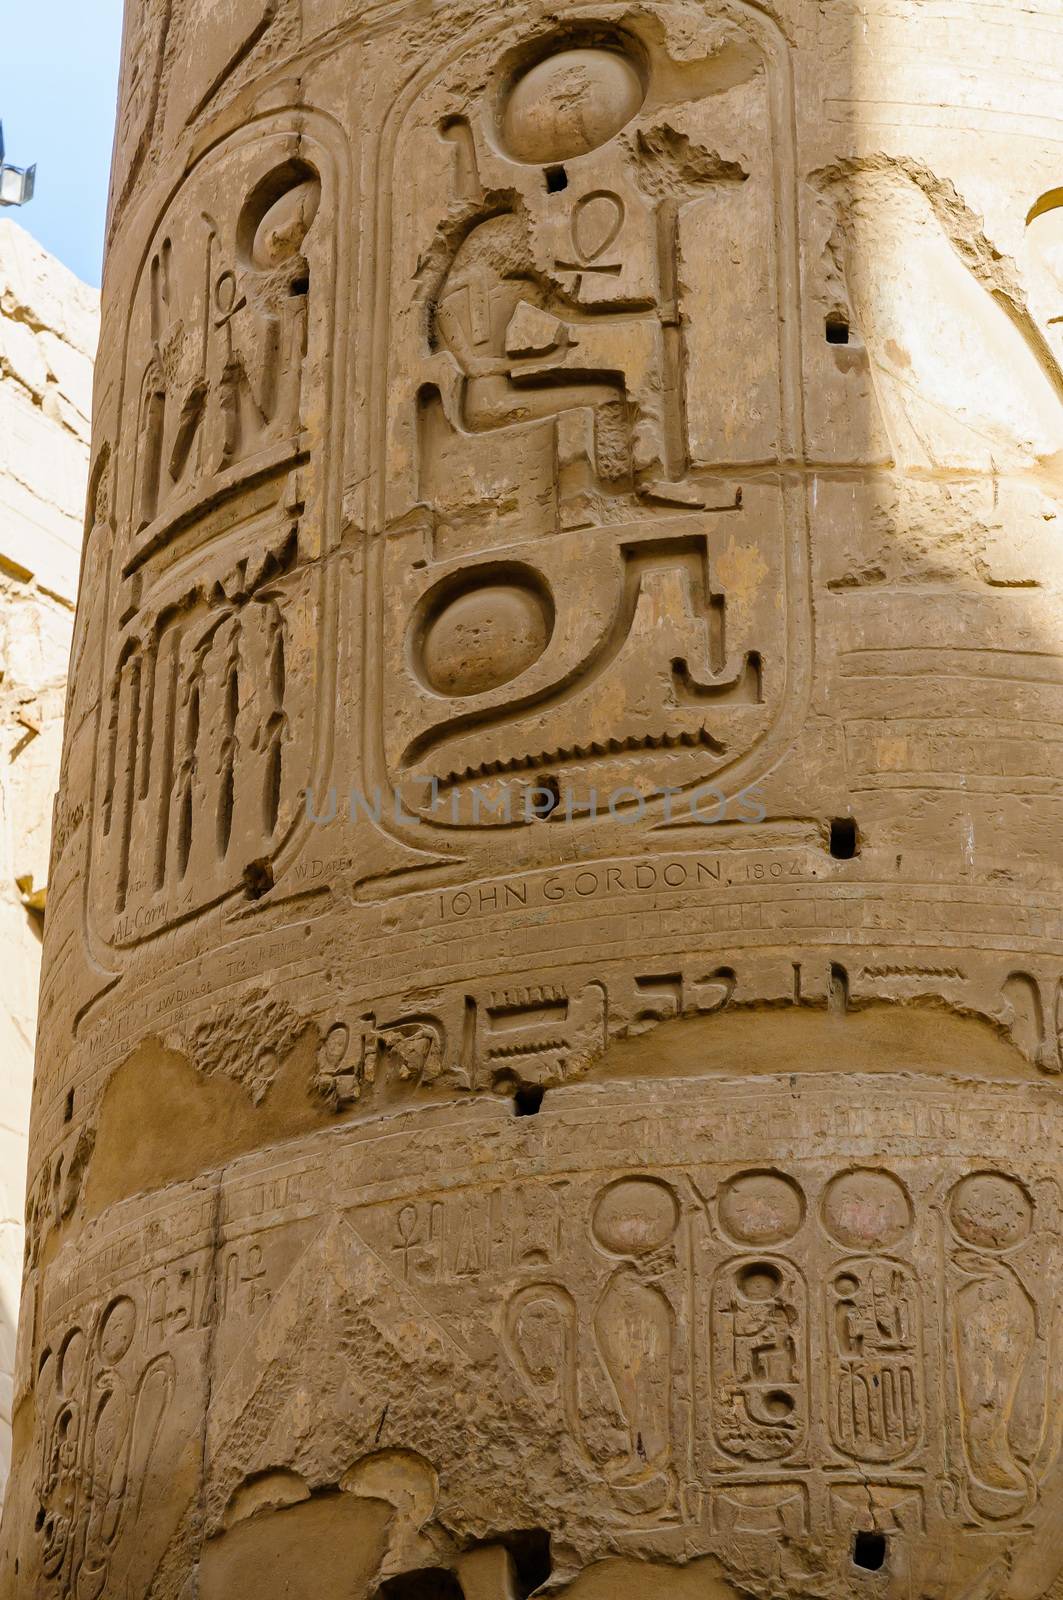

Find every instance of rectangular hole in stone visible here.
[853,1533,887,1572]
[830,817,859,859]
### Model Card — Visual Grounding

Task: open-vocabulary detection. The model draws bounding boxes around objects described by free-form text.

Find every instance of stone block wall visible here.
[0,220,95,1498]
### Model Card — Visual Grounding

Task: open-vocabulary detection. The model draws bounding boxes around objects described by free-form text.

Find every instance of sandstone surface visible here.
[5,3,1063,1597]
[0,219,95,1507]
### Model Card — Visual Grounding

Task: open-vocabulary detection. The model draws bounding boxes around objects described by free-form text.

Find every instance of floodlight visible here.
[0,122,36,208]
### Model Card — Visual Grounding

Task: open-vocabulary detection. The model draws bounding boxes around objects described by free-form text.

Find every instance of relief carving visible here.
[85,121,344,951]
[369,9,806,851]
[826,1259,922,1464]
[10,1076,1063,1597]
[591,1179,679,1502]
[946,1172,1063,1529]
[10,0,1063,1594]
[132,163,318,538]
[35,1298,178,1600]
[710,1257,807,1462]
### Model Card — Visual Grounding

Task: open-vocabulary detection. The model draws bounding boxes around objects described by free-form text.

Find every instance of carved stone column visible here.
[4,2,1063,1596]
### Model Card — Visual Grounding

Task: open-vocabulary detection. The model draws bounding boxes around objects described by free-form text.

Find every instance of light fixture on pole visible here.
[0,124,36,209]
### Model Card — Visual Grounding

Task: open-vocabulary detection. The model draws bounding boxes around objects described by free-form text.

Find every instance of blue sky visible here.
[2,1,124,287]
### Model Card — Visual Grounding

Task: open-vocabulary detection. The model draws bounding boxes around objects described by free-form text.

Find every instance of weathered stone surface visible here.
[5,1,1063,1595]
[0,222,96,1509]
[0,224,97,606]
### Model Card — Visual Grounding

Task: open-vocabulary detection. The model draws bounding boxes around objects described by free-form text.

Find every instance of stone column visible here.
[4,2,1063,1596]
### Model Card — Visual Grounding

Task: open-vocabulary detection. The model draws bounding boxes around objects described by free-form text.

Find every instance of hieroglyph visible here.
[87,120,345,950]
[369,8,808,852]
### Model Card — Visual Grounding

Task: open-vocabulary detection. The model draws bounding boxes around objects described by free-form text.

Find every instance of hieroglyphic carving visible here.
[99,527,301,929]
[493,1175,688,1515]
[590,1179,680,1501]
[1001,972,1063,1073]
[35,1298,176,1599]
[16,0,1063,1593]
[86,121,343,949]
[819,1171,924,1469]
[11,1074,1063,1596]
[131,167,318,539]
[312,978,613,1105]
[946,1172,1063,1529]
[315,1009,455,1109]
[368,8,807,855]
[392,1181,569,1288]
[146,1240,270,1348]
[110,0,295,235]
[710,1257,807,1462]
[826,1260,922,1463]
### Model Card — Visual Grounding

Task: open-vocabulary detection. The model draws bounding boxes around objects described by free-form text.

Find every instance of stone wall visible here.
[0,220,95,1498]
